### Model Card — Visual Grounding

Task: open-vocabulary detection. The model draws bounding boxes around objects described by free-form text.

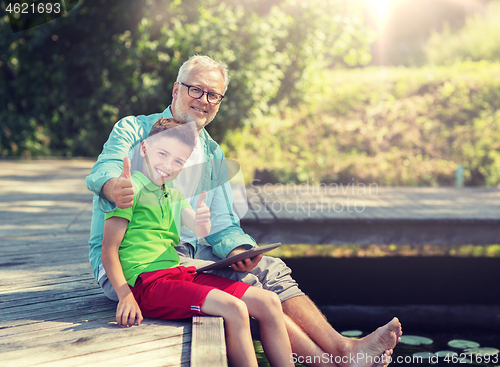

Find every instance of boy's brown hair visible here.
[148,118,196,148]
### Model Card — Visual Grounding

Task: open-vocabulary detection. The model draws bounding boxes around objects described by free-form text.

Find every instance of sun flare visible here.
[366,0,393,25]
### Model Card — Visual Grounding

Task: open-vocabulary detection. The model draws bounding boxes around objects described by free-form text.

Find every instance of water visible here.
[381,330,499,367]
[255,329,500,366]
[253,254,500,366]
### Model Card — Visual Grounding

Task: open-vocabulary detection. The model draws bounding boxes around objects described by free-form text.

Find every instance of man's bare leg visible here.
[282,295,346,356]
[282,295,402,367]
[284,314,336,367]
[284,314,396,367]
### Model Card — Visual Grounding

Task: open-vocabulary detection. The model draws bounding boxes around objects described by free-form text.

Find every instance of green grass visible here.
[266,244,500,258]
[222,62,500,187]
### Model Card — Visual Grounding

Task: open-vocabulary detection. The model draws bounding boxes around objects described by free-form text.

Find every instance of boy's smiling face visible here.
[140,135,193,186]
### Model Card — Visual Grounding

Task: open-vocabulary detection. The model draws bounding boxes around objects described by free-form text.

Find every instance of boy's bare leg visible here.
[282,296,402,367]
[241,288,294,367]
[201,289,257,367]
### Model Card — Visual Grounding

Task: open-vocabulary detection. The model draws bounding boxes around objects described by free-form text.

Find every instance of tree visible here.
[1,0,371,157]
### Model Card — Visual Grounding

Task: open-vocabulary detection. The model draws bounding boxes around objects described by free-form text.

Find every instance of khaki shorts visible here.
[99,240,304,303]
[177,240,304,303]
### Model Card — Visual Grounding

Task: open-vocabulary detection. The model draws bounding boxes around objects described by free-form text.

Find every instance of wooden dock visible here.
[0,159,226,367]
[236,183,500,245]
[1,159,499,366]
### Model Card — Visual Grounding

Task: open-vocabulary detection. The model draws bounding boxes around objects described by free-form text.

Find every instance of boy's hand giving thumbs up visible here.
[113,157,135,209]
[194,191,211,237]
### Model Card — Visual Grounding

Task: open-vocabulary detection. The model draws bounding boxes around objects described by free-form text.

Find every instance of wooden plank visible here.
[244,185,500,222]
[0,258,91,277]
[0,315,117,348]
[0,230,90,242]
[0,311,115,340]
[258,189,296,222]
[0,242,89,255]
[245,186,275,222]
[0,307,121,340]
[0,239,89,251]
[243,217,500,245]
[297,192,357,220]
[191,316,227,367]
[0,301,116,329]
[231,184,256,221]
[0,159,192,367]
[0,248,89,265]
[0,275,94,293]
[1,318,188,352]
[1,287,102,309]
[3,159,500,367]
[1,320,191,367]
[34,341,191,367]
[0,279,97,303]
[0,291,110,318]
[0,239,88,253]
[0,257,91,272]
[291,190,328,221]
[0,230,88,242]
[0,265,93,282]
[77,340,192,367]
[0,293,114,320]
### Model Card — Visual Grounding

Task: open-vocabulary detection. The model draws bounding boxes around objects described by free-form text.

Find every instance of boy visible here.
[101,118,293,367]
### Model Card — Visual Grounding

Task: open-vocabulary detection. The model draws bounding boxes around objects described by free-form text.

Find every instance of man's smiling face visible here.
[171,65,225,130]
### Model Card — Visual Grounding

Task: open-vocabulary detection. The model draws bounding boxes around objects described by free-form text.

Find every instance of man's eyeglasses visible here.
[179,82,224,105]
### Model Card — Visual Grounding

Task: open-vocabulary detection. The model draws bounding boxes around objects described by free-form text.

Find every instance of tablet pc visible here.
[196,243,282,272]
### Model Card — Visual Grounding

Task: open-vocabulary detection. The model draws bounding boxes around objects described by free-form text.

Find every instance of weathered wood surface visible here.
[240,184,500,221]
[191,316,227,367]
[1,158,499,365]
[236,184,500,245]
[0,159,191,367]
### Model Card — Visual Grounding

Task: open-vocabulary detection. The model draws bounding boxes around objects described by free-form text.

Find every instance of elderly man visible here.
[87,55,401,367]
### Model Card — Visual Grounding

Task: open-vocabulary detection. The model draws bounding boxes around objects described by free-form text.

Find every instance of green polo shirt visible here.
[105,171,191,286]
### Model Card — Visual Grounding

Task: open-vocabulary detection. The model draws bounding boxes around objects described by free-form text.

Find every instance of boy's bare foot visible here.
[337,317,402,367]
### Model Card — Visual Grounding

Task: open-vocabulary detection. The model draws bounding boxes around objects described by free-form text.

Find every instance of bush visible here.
[223,62,500,187]
[0,0,371,157]
[425,0,500,65]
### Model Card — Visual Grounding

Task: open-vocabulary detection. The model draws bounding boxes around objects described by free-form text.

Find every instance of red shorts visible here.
[130,266,251,320]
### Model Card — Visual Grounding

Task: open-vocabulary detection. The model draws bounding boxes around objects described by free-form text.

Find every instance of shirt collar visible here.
[132,171,162,193]
[163,106,173,118]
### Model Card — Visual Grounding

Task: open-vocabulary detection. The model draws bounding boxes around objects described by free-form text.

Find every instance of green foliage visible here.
[223,62,500,187]
[1,0,141,157]
[0,0,371,157]
[425,0,500,65]
[269,244,500,258]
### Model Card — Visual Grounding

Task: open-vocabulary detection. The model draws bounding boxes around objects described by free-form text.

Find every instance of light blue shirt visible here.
[86,107,256,282]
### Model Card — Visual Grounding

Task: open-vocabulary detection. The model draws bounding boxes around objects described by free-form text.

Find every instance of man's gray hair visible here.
[176,55,230,94]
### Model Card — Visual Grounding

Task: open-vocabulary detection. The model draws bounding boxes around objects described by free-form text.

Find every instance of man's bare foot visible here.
[373,349,393,367]
[337,317,403,367]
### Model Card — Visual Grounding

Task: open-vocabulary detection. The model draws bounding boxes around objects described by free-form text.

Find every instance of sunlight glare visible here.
[368,0,393,26]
